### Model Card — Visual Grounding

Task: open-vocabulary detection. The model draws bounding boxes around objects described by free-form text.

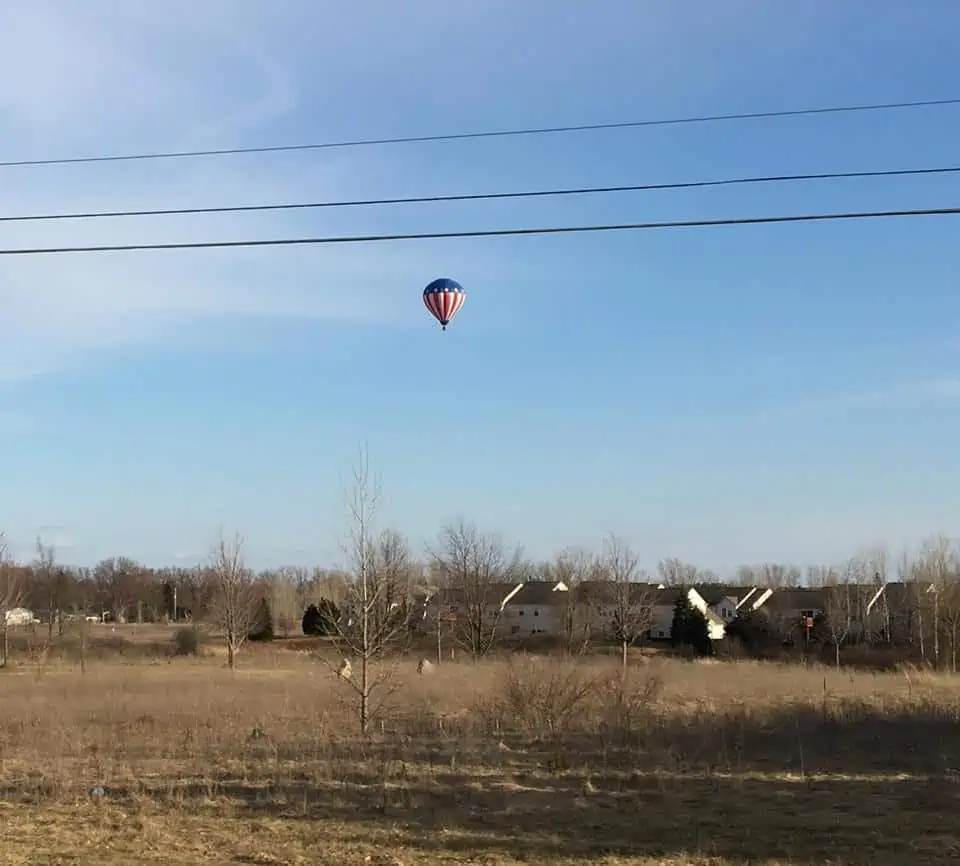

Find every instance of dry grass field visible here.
[0,625,958,865]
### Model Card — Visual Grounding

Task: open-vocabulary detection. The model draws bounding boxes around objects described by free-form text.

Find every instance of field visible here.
[0,626,958,865]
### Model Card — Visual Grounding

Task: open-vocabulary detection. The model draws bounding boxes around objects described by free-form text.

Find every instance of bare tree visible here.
[93,556,145,623]
[657,558,701,586]
[261,568,302,637]
[912,537,960,672]
[32,538,63,640]
[905,535,956,669]
[736,563,802,588]
[816,564,870,668]
[206,532,264,670]
[601,535,656,671]
[279,565,316,622]
[0,536,24,668]
[430,519,522,661]
[331,447,414,734]
[938,580,960,673]
[552,546,600,657]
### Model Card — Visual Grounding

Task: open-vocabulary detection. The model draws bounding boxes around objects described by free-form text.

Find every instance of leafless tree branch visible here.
[206,531,264,670]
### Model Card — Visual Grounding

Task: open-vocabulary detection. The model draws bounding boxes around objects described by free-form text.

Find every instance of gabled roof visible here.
[508,581,568,606]
[879,580,933,608]
[694,584,747,606]
[429,582,522,607]
[653,587,686,606]
[574,580,661,605]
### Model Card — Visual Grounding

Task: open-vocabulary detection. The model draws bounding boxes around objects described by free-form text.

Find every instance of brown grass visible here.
[0,628,958,864]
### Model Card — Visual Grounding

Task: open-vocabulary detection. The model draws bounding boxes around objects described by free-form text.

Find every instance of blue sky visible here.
[0,0,958,572]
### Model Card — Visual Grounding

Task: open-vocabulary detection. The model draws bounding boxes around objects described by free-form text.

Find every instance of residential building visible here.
[650,587,726,641]
[418,581,524,633]
[500,581,568,636]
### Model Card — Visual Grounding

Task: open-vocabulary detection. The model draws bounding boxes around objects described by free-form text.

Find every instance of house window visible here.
[519,610,525,616]
[534,610,540,616]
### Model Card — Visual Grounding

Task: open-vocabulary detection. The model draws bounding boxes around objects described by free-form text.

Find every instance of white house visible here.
[500,581,568,636]
[695,585,773,626]
[419,581,525,632]
[650,587,726,641]
[4,607,36,626]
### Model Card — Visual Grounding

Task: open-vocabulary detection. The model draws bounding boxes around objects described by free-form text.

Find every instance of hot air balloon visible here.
[423,278,466,331]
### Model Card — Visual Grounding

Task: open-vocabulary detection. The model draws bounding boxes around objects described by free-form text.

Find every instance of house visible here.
[3,608,36,627]
[761,588,826,641]
[574,580,663,641]
[419,581,525,632]
[500,581,568,636]
[650,587,726,641]
[694,584,769,624]
[573,582,726,642]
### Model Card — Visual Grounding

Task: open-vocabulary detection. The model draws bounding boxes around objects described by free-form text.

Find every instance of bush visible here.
[302,599,340,636]
[172,626,202,656]
[493,656,597,737]
[596,665,665,745]
[726,609,775,655]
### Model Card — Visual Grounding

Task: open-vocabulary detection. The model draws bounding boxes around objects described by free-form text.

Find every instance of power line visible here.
[0,206,956,257]
[2,97,958,169]
[4,164,960,225]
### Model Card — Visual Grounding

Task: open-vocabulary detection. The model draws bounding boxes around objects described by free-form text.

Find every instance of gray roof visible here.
[764,587,826,611]
[429,582,521,606]
[694,584,748,606]
[575,581,662,605]
[508,581,568,606]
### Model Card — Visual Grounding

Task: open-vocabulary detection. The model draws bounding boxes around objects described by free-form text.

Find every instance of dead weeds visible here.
[0,650,958,864]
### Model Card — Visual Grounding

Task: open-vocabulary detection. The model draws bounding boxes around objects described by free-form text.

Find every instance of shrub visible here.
[726,609,775,655]
[596,665,665,745]
[302,599,340,636]
[172,626,201,656]
[493,656,597,737]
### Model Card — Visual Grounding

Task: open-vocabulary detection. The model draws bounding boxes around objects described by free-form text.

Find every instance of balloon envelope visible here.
[423,278,466,330]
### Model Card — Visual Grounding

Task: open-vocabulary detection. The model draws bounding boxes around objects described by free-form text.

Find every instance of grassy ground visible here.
[0,627,958,864]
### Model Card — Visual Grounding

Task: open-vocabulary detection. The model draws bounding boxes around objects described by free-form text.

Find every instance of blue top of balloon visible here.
[424,277,464,294]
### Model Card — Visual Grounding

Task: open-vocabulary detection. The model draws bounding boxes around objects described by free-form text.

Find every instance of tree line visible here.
[2,452,960,676]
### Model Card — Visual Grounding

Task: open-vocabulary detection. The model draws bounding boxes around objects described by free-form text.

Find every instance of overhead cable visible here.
[1,97,958,169]
[2,164,959,224]
[0,206,956,257]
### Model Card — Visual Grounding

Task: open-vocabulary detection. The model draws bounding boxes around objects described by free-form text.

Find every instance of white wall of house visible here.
[686,589,726,640]
[501,604,560,636]
[3,608,35,626]
[500,583,568,636]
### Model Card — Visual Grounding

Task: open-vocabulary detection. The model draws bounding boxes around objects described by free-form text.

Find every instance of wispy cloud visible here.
[0,0,822,391]
[0,2,508,387]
